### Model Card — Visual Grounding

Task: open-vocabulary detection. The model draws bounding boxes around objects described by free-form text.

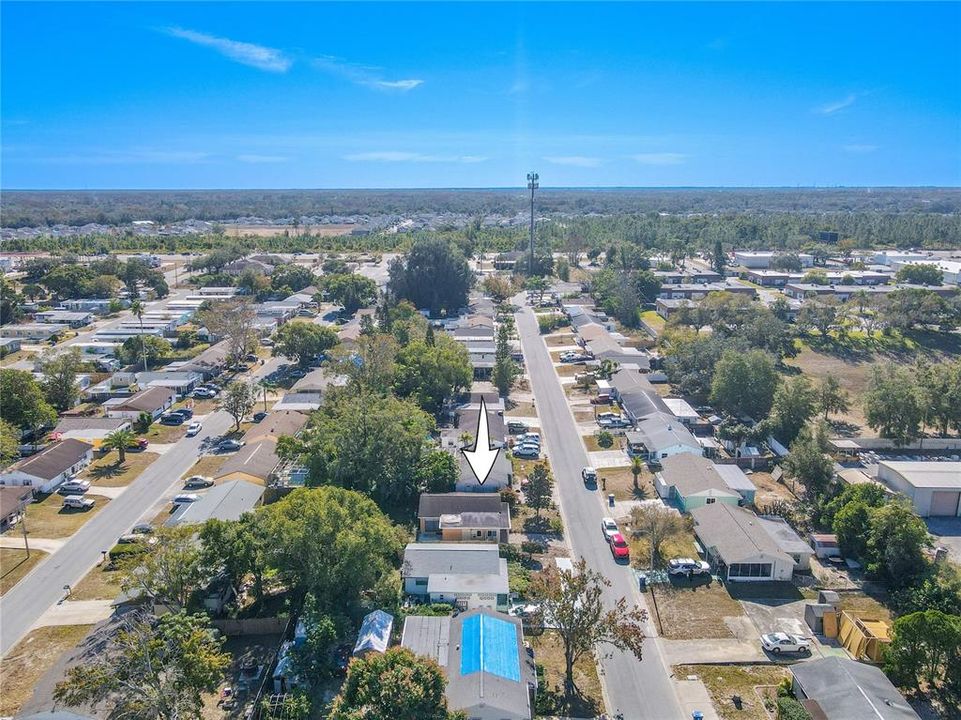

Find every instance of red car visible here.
[609,533,630,560]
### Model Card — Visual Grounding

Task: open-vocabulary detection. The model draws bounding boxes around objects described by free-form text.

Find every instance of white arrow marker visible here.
[463,397,500,485]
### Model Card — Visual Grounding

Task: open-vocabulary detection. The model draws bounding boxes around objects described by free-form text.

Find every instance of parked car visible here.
[186,421,203,437]
[62,495,95,510]
[176,407,194,420]
[761,633,812,655]
[217,439,244,452]
[581,467,597,485]
[252,412,267,423]
[507,421,528,434]
[172,494,200,505]
[131,523,154,534]
[513,446,539,459]
[609,533,630,560]
[129,437,149,451]
[596,412,620,421]
[59,480,91,495]
[160,413,185,426]
[260,338,275,347]
[517,432,541,445]
[245,353,259,362]
[289,368,306,378]
[191,387,216,399]
[601,517,619,542]
[183,475,214,489]
[667,558,711,576]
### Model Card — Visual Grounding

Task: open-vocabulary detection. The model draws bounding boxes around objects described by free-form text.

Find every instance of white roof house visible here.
[402,543,509,611]
[877,461,961,517]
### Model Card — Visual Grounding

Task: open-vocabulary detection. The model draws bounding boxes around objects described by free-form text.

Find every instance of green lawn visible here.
[0,547,48,596]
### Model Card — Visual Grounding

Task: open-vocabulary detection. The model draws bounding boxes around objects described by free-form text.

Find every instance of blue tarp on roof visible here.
[459,613,520,682]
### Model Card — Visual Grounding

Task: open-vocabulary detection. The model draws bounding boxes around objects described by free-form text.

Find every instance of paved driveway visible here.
[926,517,961,567]
[515,299,683,720]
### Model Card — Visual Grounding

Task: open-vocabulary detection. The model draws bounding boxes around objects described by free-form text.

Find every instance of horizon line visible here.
[3,185,960,193]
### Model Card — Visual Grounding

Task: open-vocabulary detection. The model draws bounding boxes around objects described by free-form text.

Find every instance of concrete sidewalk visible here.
[662,638,768,665]
[34,599,115,629]
[0,536,65,553]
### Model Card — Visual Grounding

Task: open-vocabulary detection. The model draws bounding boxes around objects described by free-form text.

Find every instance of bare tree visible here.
[197,298,259,366]
[629,504,690,569]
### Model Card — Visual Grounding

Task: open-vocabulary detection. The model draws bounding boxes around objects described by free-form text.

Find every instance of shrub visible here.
[108,542,147,562]
[776,696,812,720]
[597,430,615,448]
[405,603,453,617]
[549,517,564,535]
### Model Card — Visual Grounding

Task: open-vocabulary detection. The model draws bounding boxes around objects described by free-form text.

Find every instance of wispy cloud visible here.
[843,144,879,154]
[631,152,688,166]
[312,56,423,92]
[344,151,486,163]
[544,156,603,168]
[163,27,291,73]
[39,149,210,165]
[237,154,288,163]
[816,94,857,115]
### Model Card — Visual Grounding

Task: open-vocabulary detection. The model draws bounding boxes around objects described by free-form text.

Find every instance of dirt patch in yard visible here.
[506,400,536,417]
[554,363,583,377]
[674,664,790,720]
[0,624,93,716]
[0,547,48,596]
[530,630,605,718]
[748,470,802,509]
[545,333,576,347]
[596,466,654,501]
[629,531,698,571]
[83,451,159,487]
[654,579,744,639]
[839,591,893,623]
[182,454,228,484]
[24,494,111,539]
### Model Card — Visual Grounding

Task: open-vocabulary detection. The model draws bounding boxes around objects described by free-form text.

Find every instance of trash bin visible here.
[608,493,615,507]
[638,573,647,592]
[692,712,704,720]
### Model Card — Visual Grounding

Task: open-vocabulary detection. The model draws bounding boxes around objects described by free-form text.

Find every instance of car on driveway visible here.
[160,413,185,426]
[183,475,214,489]
[668,558,711,576]
[191,387,216,399]
[62,495,95,510]
[513,445,539,459]
[252,412,267,423]
[507,421,528,434]
[217,439,245,452]
[761,632,812,655]
[128,437,149,452]
[59,480,91,495]
[601,517,619,542]
[186,421,203,437]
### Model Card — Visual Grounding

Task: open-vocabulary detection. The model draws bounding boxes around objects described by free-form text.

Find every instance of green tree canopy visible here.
[273,320,339,367]
[394,334,472,414]
[37,348,84,412]
[322,273,378,313]
[709,349,778,419]
[388,238,472,316]
[0,369,56,431]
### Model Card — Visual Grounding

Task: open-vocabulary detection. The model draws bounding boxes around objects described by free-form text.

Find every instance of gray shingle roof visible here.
[690,503,794,566]
[659,454,741,497]
[402,543,502,578]
[629,412,701,453]
[6,439,92,480]
[419,492,507,519]
[792,657,920,720]
[166,480,264,526]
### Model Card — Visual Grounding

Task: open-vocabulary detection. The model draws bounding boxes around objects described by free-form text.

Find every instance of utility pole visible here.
[527,171,539,275]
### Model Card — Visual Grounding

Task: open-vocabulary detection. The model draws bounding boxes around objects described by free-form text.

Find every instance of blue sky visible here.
[2,2,959,189]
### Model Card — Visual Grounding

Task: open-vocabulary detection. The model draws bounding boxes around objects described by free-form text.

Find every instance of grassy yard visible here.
[144,421,187,443]
[530,630,605,718]
[0,624,93,716]
[545,333,577,347]
[70,563,123,601]
[629,531,699,571]
[584,433,625,452]
[653,578,745,639]
[839,591,893,623]
[82,451,159,487]
[639,310,666,333]
[554,363,583,377]
[24,493,111,539]
[596,465,654,501]
[182,454,227,483]
[506,400,536,417]
[0,547,48,596]
[674,664,790,720]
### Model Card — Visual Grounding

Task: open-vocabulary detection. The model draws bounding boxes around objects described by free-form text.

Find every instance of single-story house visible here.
[223,258,274,276]
[61,298,126,314]
[663,398,701,426]
[0,323,69,342]
[791,657,920,720]
[757,515,813,570]
[352,609,394,658]
[402,543,509,611]
[166,480,264,526]
[244,410,308,445]
[690,502,797,582]
[401,609,536,720]
[610,370,667,422]
[34,310,93,328]
[214,411,308,485]
[52,417,132,448]
[877,461,961,517]
[0,486,32,532]
[626,412,703,463]
[654,454,755,511]
[418,493,511,542]
[272,392,323,412]
[0,439,94,493]
[103,386,176,420]
[0,337,22,357]
[134,371,203,396]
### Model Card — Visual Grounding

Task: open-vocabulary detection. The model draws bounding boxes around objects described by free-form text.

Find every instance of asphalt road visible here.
[515,302,684,720]
[0,357,283,657]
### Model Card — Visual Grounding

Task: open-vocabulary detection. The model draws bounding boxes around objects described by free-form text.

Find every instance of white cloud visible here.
[544,156,602,168]
[843,144,879,154]
[312,56,423,92]
[816,94,857,115]
[631,152,688,166]
[163,27,291,72]
[344,151,487,163]
[236,154,288,163]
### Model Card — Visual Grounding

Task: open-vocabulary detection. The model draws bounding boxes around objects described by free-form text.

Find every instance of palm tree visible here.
[130,300,148,372]
[102,428,136,463]
[630,455,644,492]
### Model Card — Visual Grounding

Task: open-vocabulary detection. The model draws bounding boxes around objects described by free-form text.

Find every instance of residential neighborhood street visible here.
[514,301,684,720]
[0,357,283,656]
